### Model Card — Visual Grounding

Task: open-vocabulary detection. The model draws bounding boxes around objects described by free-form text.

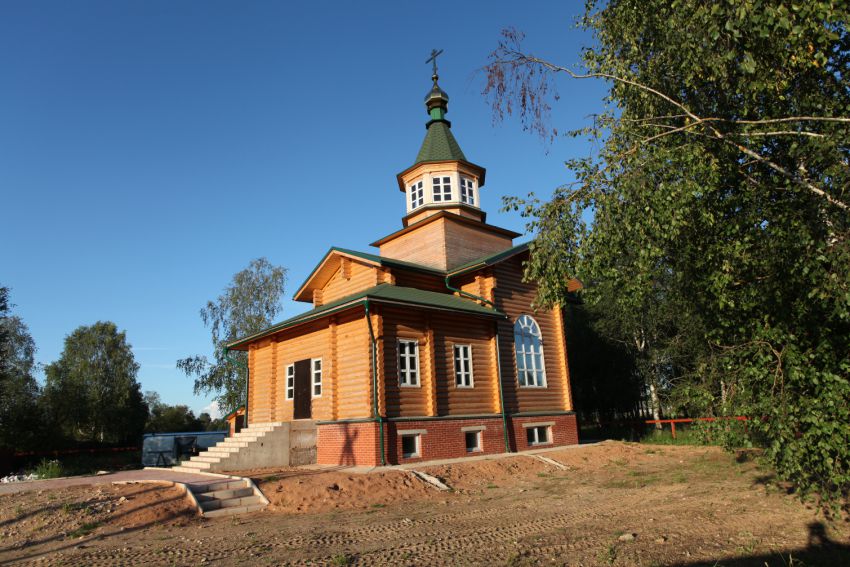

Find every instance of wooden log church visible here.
[226,61,580,466]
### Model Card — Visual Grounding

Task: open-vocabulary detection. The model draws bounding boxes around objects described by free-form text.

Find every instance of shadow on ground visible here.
[672,522,849,566]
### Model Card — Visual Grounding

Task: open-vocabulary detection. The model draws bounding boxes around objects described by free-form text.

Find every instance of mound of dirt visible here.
[0,482,196,554]
[110,482,196,529]
[421,455,553,492]
[258,470,436,514]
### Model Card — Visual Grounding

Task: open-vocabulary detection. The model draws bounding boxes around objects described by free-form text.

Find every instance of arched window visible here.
[513,315,547,387]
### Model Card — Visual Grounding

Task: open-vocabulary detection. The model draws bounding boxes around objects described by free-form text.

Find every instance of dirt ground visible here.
[1,441,848,566]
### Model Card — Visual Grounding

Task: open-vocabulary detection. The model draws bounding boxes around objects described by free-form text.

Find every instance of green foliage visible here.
[143,391,226,433]
[30,458,62,479]
[43,322,147,444]
[0,286,43,452]
[485,1,850,505]
[177,258,287,413]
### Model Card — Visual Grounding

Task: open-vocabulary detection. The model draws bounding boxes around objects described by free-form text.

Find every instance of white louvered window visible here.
[398,339,420,386]
[409,180,424,209]
[514,315,547,387]
[453,344,473,387]
[460,176,476,206]
[432,176,452,202]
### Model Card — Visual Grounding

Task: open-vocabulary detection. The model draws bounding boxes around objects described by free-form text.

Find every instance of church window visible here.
[398,339,420,386]
[432,176,452,202]
[311,358,322,397]
[409,180,424,209]
[453,344,473,387]
[460,176,476,206]
[285,364,295,400]
[513,315,547,387]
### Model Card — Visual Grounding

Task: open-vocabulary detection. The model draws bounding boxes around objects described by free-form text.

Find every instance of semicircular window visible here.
[513,314,547,387]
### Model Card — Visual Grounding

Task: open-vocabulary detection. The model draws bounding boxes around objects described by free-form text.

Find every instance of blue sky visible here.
[0,1,606,417]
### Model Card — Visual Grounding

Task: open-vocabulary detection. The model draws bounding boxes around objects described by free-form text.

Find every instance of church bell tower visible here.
[371,51,519,271]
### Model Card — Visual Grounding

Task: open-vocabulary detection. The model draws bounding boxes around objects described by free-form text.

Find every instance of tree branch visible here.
[509,51,849,211]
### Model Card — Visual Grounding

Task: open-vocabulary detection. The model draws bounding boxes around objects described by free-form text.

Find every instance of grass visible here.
[331,554,351,566]
[68,521,100,538]
[29,459,63,479]
[640,428,705,446]
[18,451,141,479]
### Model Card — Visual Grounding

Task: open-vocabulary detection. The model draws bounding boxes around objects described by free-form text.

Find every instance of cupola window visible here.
[460,176,476,206]
[409,180,424,209]
[432,176,452,202]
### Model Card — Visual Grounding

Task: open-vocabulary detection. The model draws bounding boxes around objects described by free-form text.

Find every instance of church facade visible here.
[226,70,579,466]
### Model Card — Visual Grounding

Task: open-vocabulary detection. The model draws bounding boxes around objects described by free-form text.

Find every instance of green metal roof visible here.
[415,120,467,164]
[447,243,530,276]
[228,283,505,349]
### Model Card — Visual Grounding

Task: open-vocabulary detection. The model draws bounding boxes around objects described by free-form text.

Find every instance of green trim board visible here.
[228,283,506,349]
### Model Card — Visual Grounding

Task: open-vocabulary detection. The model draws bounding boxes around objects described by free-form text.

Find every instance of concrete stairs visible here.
[173,422,291,473]
[189,478,267,518]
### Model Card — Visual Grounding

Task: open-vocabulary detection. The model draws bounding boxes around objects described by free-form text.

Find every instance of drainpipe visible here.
[444,275,495,308]
[223,345,248,428]
[494,331,511,454]
[364,300,387,466]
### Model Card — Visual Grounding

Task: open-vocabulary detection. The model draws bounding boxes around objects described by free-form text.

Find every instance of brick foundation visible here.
[317,413,578,467]
[508,413,579,452]
[317,421,381,466]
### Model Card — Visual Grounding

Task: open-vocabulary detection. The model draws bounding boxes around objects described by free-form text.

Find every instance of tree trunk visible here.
[649,380,662,430]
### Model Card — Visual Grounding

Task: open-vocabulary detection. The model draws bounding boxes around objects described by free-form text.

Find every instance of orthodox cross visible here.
[426,48,444,78]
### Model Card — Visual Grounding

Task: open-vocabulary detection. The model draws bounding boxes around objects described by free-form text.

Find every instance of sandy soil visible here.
[1,441,848,566]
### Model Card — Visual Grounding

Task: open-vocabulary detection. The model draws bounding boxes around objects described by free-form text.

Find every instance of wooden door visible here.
[293,359,312,419]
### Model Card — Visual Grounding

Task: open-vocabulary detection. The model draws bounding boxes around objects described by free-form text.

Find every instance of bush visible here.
[30,459,62,479]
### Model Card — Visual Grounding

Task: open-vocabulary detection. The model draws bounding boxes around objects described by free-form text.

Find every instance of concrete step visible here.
[195,487,254,502]
[239,425,280,433]
[177,460,212,470]
[215,441,250,448]
[200,494,264,511]
[228,434,263,442]
[199,447,240,459]
[192,455,224,464]
[202,502,266,518]
[192,480,247,493]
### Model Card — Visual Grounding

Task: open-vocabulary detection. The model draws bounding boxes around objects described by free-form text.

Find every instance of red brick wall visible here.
[317,422,381,466]
[509,414,579,452]
[387,417,506,465]
[317,414,579,466]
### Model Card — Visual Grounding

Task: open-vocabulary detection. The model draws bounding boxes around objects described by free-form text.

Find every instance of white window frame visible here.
[453,344,474,388]
[311,357,322,398]
[525,424,552,446]
[464,430,482,453]
[400,433,421,458]
[409,179,424,210]
[459,176,476,206]
[514,314,548,388]
[432,175,452,202]
[398,339,420,387]
[285,364,294,400]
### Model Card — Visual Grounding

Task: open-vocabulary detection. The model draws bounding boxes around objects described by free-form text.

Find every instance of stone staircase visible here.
[173,422,297,473]
[190,478,267,518]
